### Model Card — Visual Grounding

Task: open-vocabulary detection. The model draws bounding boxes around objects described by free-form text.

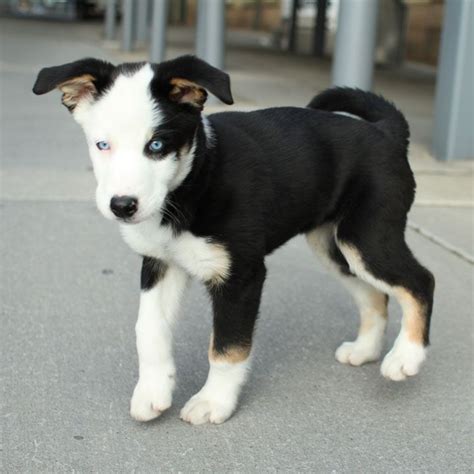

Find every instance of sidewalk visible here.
[1,18,473,472]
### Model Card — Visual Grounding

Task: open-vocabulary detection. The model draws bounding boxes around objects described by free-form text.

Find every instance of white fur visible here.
[169,137,196,191]
[336,238,393,295]
[202,115,216,146]
[180,359,250,425]
[335,315,386,366]
[306,225,387,366]
[130,265,188,421]
[335,277,387,365]
[381,332,426,381]
[120,222,231,284]
[73,63,195,223]
[336,235,428,380]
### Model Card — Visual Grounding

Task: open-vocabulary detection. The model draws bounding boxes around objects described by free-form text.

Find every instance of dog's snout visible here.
[110,195,138,219]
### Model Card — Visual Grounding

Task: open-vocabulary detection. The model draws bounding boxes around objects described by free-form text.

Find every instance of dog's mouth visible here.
[115,216,138,224]
[113,208,161,225]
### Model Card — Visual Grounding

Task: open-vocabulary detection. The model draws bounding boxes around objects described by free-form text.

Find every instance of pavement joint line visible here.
[414,200,473,208]
[407,220,474,265]
[413,169,473,176]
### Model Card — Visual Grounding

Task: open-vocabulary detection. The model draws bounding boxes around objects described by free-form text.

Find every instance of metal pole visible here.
[179,0,187,24]
[312,0,327,57]
[203,0,225,69]
[150,0,169,63]
[332,0,379,90]
[136,0,150,44]
[288,0,299,53]
[253,0,263,30]
[104,0,117,41]
[433,0,473,161]
[196,0,208,59]
[122,0,135,52]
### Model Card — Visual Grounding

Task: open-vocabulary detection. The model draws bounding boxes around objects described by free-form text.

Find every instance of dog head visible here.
[33,55,233,223]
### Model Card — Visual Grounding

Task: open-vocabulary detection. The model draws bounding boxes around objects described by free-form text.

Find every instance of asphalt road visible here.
[1,19,472,473]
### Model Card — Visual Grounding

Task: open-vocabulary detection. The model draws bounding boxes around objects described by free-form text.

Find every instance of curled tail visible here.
[308,87,410,152]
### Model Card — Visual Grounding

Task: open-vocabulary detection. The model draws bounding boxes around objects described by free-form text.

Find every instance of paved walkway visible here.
[1,18,472,472]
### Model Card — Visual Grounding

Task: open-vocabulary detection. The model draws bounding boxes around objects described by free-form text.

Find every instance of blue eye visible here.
[96,141,110,151]
[148,140,163,153]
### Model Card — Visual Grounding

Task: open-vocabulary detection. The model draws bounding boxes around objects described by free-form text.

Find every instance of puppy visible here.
[33,55,434,425]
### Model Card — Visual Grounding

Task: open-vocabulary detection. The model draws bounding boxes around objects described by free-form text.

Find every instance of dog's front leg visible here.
[130,258,188,422]
[180,263,266,425]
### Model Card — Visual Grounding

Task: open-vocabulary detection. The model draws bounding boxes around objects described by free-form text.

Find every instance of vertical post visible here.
[203,0,226,68]
[433,0,474,161]
[253,0,263,30]
[122,0,135,52]
[312,0,327,57]
[332,0,379,90]
[104,0,117,41]
[179,0,187,24]
[150,0,169,63]
[196,0,208,58]
[136,0,150,44]
[288,0,299,53]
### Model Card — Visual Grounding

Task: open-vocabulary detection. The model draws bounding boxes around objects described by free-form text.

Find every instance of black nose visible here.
[110,195,138,219]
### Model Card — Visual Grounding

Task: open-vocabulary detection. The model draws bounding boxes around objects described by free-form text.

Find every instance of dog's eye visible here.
[148,140,163,153]
[96,141,111,151]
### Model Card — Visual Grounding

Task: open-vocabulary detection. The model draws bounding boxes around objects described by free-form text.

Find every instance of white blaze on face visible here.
[73,63,189,222]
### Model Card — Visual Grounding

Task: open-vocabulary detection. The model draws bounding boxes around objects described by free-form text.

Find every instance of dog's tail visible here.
[308,87,409,152]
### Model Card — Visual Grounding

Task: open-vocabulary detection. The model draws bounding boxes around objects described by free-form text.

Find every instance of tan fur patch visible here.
[169,77,206,108]
[359,292,388,334]
[208,335,250,364]
[59,74,96,108]
[338,242,426,344]
[394,288,427,344]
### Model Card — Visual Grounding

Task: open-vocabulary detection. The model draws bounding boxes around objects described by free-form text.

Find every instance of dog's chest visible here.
[120,220,231,284]
[120,219,172,259]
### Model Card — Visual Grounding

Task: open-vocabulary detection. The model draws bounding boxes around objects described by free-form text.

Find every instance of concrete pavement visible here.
[1,18,473,472]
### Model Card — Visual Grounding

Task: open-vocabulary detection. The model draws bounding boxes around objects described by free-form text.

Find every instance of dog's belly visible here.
[120,219,231,285]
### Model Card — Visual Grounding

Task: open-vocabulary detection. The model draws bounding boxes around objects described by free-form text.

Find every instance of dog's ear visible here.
[155,55,233,109]
[33,58,115,111]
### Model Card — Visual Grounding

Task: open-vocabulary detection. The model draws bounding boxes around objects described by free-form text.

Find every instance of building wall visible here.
[176,0,445,66]
[405,0,444,65]
[178,0,281,31]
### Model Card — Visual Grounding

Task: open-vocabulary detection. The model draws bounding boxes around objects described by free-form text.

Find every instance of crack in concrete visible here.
[408,220,474,265]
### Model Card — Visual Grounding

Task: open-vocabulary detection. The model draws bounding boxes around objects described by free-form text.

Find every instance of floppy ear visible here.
[32,58,115,111]
[155,55,233,109]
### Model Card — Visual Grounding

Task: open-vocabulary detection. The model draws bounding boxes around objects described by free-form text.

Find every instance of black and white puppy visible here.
[33,55,434,425]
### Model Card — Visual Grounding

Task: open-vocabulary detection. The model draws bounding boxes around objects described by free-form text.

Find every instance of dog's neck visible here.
[160,117,217,234]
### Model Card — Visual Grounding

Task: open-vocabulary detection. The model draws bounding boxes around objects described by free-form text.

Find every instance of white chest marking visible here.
[120,220,231,285]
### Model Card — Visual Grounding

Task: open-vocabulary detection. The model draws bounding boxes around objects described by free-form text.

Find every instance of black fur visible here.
[33,56,435,355]
[152,91,434,350]
[141,257,168,291]
[152,55,233,105]
[32,58,115,105]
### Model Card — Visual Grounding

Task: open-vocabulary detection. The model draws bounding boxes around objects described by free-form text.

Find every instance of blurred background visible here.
[2,0,472,163]
[1,1,472,472]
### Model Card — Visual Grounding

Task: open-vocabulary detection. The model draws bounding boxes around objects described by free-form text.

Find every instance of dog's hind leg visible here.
[130,259,188,422]
[306,224,388,366]
[180,262,266,425]
[336,213,435,381]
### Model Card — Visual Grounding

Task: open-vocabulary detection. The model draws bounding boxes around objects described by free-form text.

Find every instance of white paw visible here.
[335,339,382,366]
[381,337,426,381]
[130,374,174,422]
[180,392,236,425]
